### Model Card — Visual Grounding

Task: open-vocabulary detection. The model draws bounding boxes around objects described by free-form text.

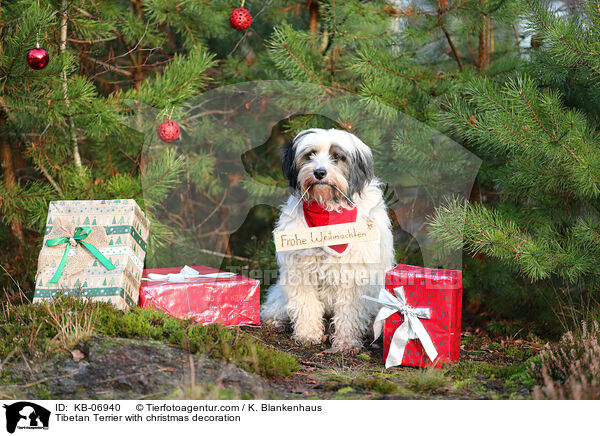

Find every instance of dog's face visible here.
[281,128,375,209]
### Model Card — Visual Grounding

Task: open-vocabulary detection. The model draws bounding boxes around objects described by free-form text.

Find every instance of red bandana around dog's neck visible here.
[302,201,357,255]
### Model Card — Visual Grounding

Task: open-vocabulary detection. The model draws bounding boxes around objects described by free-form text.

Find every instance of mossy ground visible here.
[243,325,542,399]
[0,294,297,381]
[0,294,545,400]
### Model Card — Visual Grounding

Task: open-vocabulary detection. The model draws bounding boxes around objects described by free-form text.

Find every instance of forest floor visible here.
[0,297,545,400]
[241,325,543,399]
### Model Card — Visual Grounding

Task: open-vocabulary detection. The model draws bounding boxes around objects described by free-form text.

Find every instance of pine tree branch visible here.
[1,26,36,92]
[512,24,521,56]
[60,0,83,172]
[130,0,146,89]
[363,59,428,93]
[195,188,229,230]
[0,98,62,196]
[37,157,62,195]
[131,156,181,202]
[516,89,553,140]
[470,85,546,148]
[439,21,463,71]
[517,88,590,171]
[85,56,133,77]
[371,91,413,116]
[282,42,331,94]
[67,36,118,44]
[525,0,599,56]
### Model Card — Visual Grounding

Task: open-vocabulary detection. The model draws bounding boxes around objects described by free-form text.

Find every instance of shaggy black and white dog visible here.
[261,128,394,353]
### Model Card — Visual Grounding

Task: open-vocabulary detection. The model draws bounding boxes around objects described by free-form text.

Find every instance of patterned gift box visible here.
[139,265,260,326]
[381,264,463,368]
[33,199,150,309]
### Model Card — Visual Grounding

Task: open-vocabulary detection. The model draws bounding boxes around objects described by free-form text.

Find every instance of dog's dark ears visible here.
[348,149,375,198]
[281,139,298,190]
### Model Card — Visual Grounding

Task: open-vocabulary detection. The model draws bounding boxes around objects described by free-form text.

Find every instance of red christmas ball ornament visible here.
[230,7,252,31]
[27,45,50,70]
[157,120,180,143]
[339,120,354,131]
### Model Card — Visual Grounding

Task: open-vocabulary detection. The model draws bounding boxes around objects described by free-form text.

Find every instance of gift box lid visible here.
[141,265,255,287]
[386,264,462,290]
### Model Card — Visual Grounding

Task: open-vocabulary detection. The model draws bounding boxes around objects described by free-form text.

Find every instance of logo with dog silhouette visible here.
[3,402,50,433]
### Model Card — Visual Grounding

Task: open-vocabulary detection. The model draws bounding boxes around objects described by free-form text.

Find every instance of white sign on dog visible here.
[273,222,379,252]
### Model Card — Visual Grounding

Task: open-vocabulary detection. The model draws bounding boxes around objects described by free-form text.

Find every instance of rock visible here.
[50,337,184,399]
[189,357,277,398]
[5,336,285,399]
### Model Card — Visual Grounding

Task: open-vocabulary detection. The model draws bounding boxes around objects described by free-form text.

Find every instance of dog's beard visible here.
[306,182,336,204]
[298,166,351,210]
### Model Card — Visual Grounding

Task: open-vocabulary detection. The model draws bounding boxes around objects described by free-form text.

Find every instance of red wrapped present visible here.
[139,265,260,326]
[366,264,462,368]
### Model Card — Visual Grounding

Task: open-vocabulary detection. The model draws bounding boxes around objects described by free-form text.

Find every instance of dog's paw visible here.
[264,319,288,332]
[331,337,363,355]
[292,333,324,346]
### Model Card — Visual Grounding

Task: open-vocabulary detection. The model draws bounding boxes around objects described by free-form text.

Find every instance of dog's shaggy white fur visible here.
[261,128,394,353]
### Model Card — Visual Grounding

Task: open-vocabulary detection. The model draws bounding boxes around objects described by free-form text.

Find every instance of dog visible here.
[261,128,394,353]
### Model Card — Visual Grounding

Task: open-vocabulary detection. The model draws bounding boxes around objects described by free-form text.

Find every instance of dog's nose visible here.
[313,168,327,180]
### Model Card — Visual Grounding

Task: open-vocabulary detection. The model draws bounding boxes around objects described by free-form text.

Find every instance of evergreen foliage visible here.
[430,0,600,307]
[0,0,598,331]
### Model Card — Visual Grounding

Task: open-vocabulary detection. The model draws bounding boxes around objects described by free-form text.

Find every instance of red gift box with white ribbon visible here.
[368,264,462,368]
[139,265,260,326]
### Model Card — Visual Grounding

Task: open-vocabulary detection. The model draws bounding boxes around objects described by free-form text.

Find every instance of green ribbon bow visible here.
[46,226,116,284]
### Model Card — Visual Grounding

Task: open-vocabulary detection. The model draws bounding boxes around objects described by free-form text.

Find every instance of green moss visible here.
[0,296,299,379]
[481,341,526,359]
[32,385,52,400]
[450,359,530,380]
[0,369,17,385]
[486,342,503,351]
[359,376,398,395]
[358,353,371,361]
[504,346,525,359]
[524,347,540,358]
[373,372,397,379]
[404,368,452,395]
[448,356,537,393]
[318,370,400,395]
[317,370,349,389]
[336,387,355,395]
[453,379,469,390]
[96,305,300,378]
[460,335,474,345]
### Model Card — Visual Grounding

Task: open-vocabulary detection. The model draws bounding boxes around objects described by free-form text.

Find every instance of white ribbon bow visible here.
[142,265,236,283]
[364,286,438,368]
